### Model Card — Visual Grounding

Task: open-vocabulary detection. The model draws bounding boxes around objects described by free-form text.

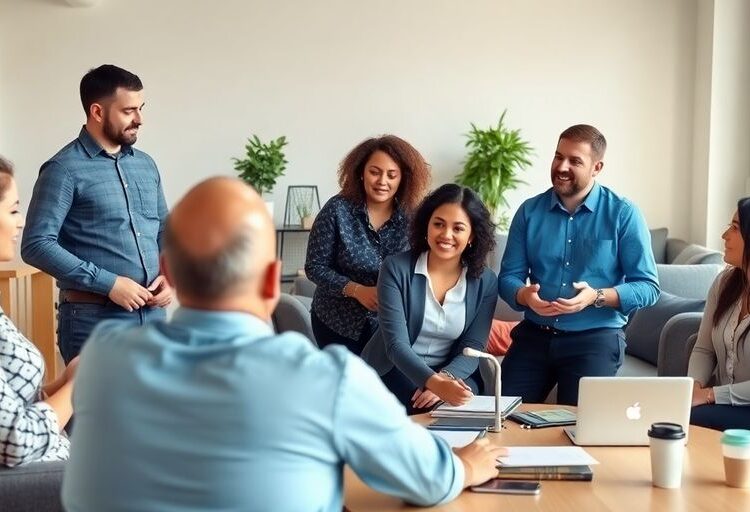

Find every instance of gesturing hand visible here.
[517,284,557,316]
[552,281,597,314]
[108,276,152,312]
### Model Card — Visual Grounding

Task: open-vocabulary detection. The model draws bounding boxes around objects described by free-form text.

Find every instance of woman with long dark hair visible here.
[689,197,750,430]
[361,184,497,414]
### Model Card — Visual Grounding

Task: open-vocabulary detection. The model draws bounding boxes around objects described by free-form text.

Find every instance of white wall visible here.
[0,0,699,237]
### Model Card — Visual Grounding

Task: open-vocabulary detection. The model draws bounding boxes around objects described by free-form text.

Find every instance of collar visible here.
[548,181,601,213]
[352,199,406,229]
[170,307,274,342]
[414,250,468,298]
[78,126,135,158]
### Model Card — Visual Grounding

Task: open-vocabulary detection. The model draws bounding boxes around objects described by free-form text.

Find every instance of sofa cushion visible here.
[672,243,723,265]
[656,263,723,300]
[625,292,706,365]
[650,227,668,264]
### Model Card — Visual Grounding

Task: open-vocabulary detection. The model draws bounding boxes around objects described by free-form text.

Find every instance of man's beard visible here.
[552,172,583,197]
[103,116,139,147]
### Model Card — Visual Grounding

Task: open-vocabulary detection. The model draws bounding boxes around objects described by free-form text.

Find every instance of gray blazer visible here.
[361,251,498,387]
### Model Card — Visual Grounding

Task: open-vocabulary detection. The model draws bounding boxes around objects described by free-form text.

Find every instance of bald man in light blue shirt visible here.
[62,177,504,512]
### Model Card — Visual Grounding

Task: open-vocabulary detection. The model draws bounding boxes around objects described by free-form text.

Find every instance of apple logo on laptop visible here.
[626,402,641,420]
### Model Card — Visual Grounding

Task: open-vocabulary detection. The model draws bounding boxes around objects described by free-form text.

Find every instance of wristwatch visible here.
[593,288,606,308]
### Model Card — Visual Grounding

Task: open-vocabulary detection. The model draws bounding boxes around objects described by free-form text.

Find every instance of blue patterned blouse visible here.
[305,195,409,340]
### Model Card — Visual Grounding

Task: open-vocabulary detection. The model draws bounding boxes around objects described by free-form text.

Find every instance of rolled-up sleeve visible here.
[498,207,530,311]
[612,203,660,315]
[21,161,117,294]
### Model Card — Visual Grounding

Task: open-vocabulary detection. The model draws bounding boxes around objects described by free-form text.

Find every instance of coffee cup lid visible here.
[648,422,686,440]
[721,429,750,446]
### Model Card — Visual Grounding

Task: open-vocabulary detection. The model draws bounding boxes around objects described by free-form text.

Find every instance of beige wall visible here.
[0,0,702,238]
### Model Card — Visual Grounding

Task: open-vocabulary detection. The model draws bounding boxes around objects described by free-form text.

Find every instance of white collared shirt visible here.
[412,251,467,366]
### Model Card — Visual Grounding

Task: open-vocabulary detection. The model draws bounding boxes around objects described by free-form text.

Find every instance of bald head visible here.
[163,177,278,307]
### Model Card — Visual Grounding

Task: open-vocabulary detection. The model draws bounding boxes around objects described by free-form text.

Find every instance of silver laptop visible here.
[564,377,693,446]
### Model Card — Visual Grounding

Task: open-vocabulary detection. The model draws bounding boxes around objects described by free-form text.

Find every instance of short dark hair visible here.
[80,64,143,116]
[409,184,495,278]
[338,135,431,212]
[0,155,15,201]
[163,219,255,300]
[559,124,607,160]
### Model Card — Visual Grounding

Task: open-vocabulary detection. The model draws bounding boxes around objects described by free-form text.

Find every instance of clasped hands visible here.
[411,372,474,410]
[518,281,598,317]
[108,275,173,312]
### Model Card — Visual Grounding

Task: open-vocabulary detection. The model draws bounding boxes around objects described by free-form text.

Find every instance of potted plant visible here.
[233,134,289,216]
[455,110,533,232]
[296,201,315,229]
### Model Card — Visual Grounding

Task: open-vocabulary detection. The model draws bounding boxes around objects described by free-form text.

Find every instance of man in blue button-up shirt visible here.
[62,177,505,512]
[499,125,659,405]
[22,65,171,362]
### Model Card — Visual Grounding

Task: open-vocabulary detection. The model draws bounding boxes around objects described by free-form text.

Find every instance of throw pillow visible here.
[486,319,520,356]
[624,292,706,366]
[672,243,714,265]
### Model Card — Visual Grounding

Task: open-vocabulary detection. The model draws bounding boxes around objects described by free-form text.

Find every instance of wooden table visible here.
[344,404,750,511]
[0,261,57,381]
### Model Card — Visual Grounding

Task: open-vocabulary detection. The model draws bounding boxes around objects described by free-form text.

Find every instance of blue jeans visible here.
[57,302,166,363]
[501,320,625,406]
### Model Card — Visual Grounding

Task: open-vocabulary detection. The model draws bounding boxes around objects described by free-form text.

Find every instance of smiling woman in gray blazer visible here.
[361,184,498,414]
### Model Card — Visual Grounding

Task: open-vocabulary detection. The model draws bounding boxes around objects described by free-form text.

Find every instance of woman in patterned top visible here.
[305,135,430,354]
[688,197,750,430]
[0,155,75,466]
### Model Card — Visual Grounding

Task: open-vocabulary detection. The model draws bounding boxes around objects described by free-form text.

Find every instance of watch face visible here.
[594,289,605,308]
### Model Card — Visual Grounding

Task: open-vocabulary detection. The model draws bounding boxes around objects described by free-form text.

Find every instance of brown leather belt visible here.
[59,289,109,305]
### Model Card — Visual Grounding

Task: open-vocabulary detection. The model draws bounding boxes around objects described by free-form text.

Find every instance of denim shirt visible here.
[21,127,167,294]
[305,194,409,340]
[499,182,659,331]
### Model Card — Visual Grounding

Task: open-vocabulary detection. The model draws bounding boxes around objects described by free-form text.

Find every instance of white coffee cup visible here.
[648,422,686,489]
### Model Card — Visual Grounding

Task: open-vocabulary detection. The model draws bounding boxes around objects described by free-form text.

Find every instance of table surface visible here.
[344,404,750,511]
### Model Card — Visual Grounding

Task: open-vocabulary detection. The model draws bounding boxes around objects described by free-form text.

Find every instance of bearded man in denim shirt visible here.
[22,65,171,362]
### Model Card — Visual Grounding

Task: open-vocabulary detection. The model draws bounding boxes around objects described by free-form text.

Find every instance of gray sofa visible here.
[0,462,65,512]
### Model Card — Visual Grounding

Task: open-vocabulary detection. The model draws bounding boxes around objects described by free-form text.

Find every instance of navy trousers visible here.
[501,320,625,406]
[691,404,750,431]
[57,302,166,363]
[310,310,376,356]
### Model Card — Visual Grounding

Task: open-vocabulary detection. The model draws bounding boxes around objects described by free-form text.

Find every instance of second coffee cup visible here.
[648,422,686,489]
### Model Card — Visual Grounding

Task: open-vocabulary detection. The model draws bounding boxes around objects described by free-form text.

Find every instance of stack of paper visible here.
[431,395,522,419]
[497,446,599,467]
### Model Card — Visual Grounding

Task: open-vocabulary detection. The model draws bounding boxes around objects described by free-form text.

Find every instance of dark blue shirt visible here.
[21,127,167,294]
[305,195,409,340]
[499,182,659,331]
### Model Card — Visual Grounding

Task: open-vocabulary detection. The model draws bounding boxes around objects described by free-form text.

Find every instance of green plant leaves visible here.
[455,110,533,232]
[232,135,289,196]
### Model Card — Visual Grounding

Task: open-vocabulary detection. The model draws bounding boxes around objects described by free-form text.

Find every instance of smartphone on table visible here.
[470,479,541,495]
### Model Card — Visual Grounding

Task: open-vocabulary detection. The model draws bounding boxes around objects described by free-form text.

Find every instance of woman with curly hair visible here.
[361,184,498,413]
[304,135,430,354]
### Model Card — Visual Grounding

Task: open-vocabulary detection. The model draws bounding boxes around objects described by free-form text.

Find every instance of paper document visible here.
[432,395,522,418]
[497,446,599,467]
[430,429,483,448]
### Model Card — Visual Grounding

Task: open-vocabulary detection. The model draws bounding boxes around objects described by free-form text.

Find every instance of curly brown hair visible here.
[338,135,431,212]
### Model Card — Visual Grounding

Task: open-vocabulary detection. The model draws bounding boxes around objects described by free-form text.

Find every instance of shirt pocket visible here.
[134,177,160,220]
[578,238,615,276]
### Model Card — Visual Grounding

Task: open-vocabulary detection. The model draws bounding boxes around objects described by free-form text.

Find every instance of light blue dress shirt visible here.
[62,308,464,512]
[499,183,659,331]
